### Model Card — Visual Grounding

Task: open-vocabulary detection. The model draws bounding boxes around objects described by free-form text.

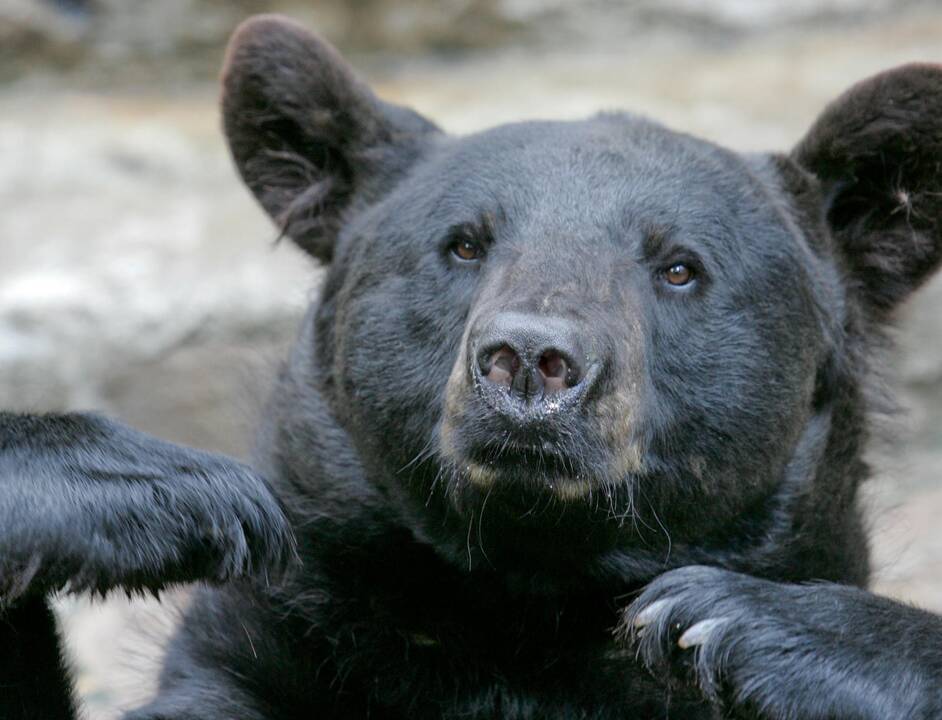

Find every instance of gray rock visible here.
[0,90,315,453]
[1,0,929,82]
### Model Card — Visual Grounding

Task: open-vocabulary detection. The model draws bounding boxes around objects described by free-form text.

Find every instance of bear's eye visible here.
[451,238,485,262]
[665,263,694,286]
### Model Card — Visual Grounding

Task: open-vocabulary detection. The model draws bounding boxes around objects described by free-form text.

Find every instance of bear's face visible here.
[221,17,942,557]
[326,118,833,536]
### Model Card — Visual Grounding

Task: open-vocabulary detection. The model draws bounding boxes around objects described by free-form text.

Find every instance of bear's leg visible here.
[0,411,296,601]
[622,566,942,719]
[0,411,297,719]
[0,596,77,720]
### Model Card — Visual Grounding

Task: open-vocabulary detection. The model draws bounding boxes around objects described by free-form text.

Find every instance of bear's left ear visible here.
[221,15,441,262]
[792,63,942,314]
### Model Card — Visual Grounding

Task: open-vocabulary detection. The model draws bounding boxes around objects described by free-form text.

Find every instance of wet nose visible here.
[475,313,587,404]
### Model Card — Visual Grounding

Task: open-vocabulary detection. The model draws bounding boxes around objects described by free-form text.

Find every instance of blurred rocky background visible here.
[2,0,941,716]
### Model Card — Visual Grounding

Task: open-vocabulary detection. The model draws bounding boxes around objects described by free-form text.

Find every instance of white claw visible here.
[633,598,674,629]
[678,617,726,649]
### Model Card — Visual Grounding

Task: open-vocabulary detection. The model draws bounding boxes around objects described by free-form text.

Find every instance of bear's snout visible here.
[471,312,594,414]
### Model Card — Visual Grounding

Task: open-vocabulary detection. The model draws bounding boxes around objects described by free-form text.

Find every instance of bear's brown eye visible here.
[451,239,484,262]
[665,263,693,286]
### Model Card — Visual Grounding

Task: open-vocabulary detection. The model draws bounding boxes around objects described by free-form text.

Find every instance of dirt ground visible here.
[2,6,941,717]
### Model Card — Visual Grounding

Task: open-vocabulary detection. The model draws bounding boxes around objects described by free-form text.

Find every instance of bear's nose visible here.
[475,313,586,404]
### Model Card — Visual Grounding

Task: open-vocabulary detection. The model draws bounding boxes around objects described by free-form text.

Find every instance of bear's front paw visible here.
[618,566,935,720]
[0,412,298,601]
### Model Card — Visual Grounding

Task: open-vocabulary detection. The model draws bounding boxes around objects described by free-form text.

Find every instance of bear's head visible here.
[222,16,942,581]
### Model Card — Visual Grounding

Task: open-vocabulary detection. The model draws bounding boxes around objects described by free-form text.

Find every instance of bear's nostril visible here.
[539,351,566,379]
[539,350,574,394]
[485,345,519,388]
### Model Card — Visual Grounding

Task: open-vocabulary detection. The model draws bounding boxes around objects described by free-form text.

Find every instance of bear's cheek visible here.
[587,326,651,476]
[638,300,820,496]
[333,268,472,450]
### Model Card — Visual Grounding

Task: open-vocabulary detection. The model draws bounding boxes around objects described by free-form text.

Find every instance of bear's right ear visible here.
[222,15,440,262]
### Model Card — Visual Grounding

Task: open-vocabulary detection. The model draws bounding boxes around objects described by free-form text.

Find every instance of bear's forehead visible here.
[401,115,778,253]
[434,115,749,193]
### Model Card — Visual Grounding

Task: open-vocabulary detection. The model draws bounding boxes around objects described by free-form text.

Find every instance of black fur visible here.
[3,14,942,719]
[621,566,942,719]
[0,412,295,719]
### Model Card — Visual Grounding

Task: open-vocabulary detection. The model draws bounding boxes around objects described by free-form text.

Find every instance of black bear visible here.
[3,13,942,720]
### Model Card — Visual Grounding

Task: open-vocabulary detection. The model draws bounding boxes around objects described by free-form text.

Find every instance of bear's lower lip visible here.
[468,444,580,481]
[460,454,594,500]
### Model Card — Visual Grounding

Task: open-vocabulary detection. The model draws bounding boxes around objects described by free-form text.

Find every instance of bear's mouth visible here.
[472,444,576,477]
[460,443,594,499]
